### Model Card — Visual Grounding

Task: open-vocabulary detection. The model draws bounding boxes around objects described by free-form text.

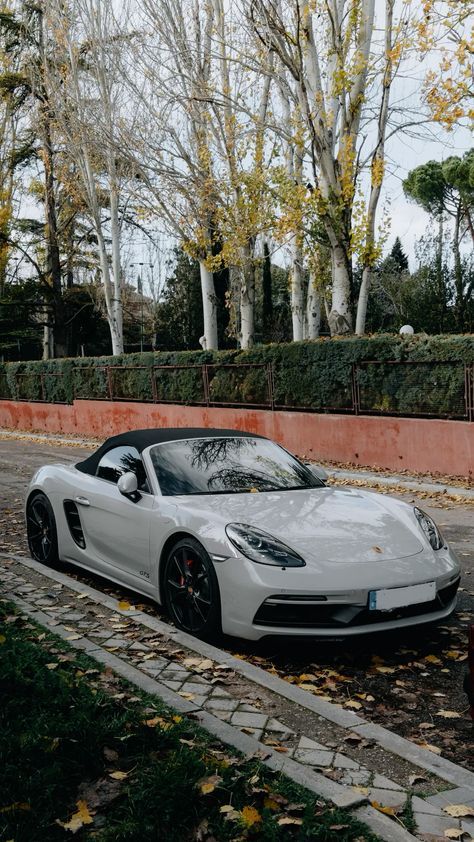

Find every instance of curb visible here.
[328,468,474,500]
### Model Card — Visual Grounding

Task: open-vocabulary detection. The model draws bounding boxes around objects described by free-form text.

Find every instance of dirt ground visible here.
[1,433,473,771]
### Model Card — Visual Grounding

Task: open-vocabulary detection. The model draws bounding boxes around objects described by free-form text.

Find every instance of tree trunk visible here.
[329,245,352,335]
[109,176,124,355]
[453,202,464,331]
[306,272,321,339]
[356,266,371,335]
[290,237,304,341]
[198,260,218,350]
[262,241,273,342]
[239,244,255,349]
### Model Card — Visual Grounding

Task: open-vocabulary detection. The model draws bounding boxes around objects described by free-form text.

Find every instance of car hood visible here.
[176,486,425,563]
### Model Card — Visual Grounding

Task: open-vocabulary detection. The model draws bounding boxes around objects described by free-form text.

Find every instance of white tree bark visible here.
[44,0,126,355]
[290,239,304,341]
[306,273,321,340]
[355,0,395,335]
[239,244,255,349]
[198,261,218,350]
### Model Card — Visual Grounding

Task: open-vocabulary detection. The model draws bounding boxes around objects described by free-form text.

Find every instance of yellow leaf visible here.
[118,600,133,610]
[371,801,397,816]
[198,774,222,795]
[46,663,59,670]
[241,806,262,827]
[418,742,442,754]
[264,797,281,810]
[376,666,396,674]
[444,830,466,839]
[344,700,363,710]
[278,816,303,826]
[425,654,442,664]
[0,635,5,644]
[443,805,474,818]
[436,710,462,719]
[109,771,128,781]
[57,800,93,833]
[444,650,463,660]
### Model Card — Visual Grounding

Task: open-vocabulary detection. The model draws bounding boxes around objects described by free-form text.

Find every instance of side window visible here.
[96,445,150,493]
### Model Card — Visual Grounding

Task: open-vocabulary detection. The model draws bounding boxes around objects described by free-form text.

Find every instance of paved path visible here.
[2,552,474,842]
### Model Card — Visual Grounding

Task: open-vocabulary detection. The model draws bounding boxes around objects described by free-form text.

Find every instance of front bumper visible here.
[214,548,461,641]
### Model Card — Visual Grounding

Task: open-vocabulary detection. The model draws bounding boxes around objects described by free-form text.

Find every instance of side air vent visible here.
[63,500,86,549]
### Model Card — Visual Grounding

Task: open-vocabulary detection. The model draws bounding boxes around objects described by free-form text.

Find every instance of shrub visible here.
[0,334,472,419]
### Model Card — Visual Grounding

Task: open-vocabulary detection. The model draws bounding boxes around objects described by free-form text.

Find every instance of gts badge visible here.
[139,570,150,579]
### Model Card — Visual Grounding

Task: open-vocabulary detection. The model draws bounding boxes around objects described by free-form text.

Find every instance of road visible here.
[0,433,473,770]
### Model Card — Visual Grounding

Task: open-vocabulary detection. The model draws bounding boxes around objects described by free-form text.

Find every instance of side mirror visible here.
[309,464,328,484]
[117,471,141,501]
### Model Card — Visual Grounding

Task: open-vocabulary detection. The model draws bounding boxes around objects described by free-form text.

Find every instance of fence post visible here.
[351,363,360,415]
[106,367,113,401]
[202,365,210,406]
[466,363,474,422]
[266,363,275,410]
[151,366,158,403]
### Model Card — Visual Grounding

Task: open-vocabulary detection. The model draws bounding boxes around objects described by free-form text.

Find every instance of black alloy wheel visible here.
[163,537,221,640]
[26,493,59,566]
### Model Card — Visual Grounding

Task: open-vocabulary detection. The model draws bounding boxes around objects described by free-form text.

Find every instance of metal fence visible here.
[2,360,474,421]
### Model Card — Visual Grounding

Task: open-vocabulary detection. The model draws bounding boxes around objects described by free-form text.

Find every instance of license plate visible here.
[369,582,436,611]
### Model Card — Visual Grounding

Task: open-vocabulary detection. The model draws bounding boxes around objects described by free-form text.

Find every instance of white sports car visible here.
[25,427,461,641]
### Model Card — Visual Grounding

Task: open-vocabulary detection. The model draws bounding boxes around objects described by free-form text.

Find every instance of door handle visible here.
[75,496,90,507]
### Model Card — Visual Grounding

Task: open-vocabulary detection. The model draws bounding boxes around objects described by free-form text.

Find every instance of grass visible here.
[0,600,380,842]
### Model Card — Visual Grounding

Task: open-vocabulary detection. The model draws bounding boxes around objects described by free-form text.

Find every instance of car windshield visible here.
[149,437,323,496]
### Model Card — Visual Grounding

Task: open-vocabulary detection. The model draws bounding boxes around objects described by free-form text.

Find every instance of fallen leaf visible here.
[109,771,128,781]
[371,801,399,816]
[65,634,82,641]
[103,747,119,762]
[46,663,59,670]
[344,700,363,710]
[408,774,427,786]
[240,806,262,827]
[118,600,133,611]
[56,800,93,833]
[277,816,303,826]
[78,778,121,810]
[376,666,396,674]
[418,742,442,754]
[425,654,442,664]
[198,774,222,795]
[444,830,467,839]
[443,805,474,818]
[436,710,462,719]
[0,634,5,644]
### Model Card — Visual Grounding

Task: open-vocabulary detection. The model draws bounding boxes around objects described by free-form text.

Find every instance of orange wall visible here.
[0,399,472,478]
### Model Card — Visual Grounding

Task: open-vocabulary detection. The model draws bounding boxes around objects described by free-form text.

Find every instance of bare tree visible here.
[251,0,413,335]
[45,0,133,355]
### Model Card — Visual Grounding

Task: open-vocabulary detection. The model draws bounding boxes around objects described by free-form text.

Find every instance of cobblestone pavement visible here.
[2,552,474,842]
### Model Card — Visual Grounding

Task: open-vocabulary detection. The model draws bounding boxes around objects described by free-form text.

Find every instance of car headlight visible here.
[225,523,306,567]
[414,507,444,550]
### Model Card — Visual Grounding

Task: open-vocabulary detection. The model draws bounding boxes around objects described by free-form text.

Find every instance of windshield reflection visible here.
[150,437,322,496]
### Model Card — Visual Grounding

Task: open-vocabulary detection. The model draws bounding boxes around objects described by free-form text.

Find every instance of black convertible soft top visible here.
[76,427,263,476]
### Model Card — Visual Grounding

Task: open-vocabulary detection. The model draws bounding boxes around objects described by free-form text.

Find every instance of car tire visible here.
[162,537,222,641]
[26,492,60,567]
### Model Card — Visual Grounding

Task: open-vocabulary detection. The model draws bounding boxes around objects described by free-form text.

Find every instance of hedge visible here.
[0,334,473,419]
